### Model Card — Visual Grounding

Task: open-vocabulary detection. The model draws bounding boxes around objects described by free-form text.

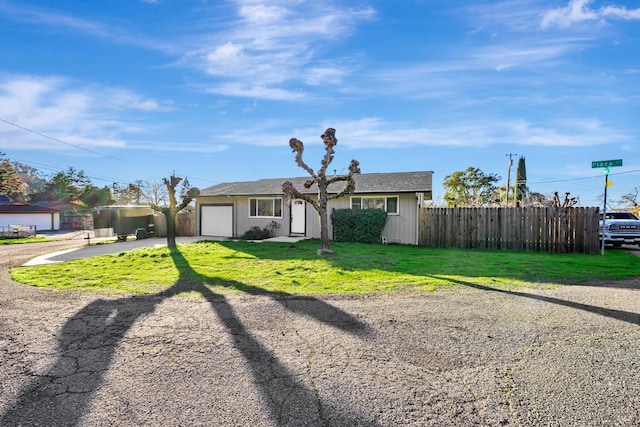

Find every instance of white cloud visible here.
[190,1,375,99]
[127,141,228,153]
[461,0,547,33]
[238,3,290,23]
[210,117,627,150]
[541,0,640,29]
[364,36,591,100]
[2,1,374,100]
[0,74,178,153]
[304,65,348,86]
[204,83,307,101]
[601,5,640,20]
[0,1,173,52]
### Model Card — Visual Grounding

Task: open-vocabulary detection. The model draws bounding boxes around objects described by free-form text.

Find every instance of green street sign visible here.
[592,159,622,168]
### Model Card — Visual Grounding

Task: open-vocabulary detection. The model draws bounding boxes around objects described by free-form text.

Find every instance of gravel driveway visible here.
[1,239,639,426]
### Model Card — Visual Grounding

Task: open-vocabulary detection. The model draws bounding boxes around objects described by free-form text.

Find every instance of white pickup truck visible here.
[599,211,640,247]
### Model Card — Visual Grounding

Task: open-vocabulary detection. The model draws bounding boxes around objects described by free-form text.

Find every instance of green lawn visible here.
[0,236,50,245]
[9,239,640,296]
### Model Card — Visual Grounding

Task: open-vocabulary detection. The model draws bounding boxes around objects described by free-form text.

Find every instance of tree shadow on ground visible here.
[434,276,640,327]
[212,239,640,290]
[0,247,373,427]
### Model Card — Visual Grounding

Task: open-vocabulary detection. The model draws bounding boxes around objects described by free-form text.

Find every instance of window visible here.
[351,196,399,214]
[249,198,282,218]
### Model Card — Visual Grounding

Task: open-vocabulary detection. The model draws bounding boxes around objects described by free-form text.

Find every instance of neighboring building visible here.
[0,202,60,232]
[32,200,92,230]
[195,171,433,245]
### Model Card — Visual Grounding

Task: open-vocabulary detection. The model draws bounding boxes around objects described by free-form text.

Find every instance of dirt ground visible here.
[1,239,639,426]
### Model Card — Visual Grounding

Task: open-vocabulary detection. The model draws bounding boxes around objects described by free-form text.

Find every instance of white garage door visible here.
[201,205,233,237]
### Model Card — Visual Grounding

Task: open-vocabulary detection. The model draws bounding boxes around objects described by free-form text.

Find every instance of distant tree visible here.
[179,177,192,203]
[112,180,144,205]
[618,188,639,208]
[552,192,578,207]
[13,161,47,196]
[80,185,115,208]
[513,156,528,203]
[443,167,500,207]
[30,167,91,202]
[282,128,360,255]
[0,153,26,200]
[493,186,509,207]
[617,188,640,216]
[141,178,169,206]
[151,174,199,248]
[527,191,552,207]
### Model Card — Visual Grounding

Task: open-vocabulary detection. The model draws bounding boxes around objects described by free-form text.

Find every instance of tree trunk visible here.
[319,206,330,250]
[164,209,177,248]
[317,187,333,255]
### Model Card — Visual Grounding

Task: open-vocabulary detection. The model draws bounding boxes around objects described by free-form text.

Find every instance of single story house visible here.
[195,171,433,245]
[0,202,61,232]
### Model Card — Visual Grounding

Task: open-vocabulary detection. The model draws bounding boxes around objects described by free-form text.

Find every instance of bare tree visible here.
[151,174,199,248]
[617,187,640,216]
[142,178,169,206]
[552,192,578,207]
[618,188,639,208]
[282,128,360,255]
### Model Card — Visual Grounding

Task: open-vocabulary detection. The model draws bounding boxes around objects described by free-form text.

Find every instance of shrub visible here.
[240,226,271,240]
[331,208,388,243]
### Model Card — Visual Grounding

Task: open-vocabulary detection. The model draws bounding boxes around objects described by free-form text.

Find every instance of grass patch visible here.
[9,239,640,296]
[0,236,51,245]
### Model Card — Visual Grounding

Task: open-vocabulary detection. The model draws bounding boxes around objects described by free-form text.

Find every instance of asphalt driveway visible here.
[1,239,639,426]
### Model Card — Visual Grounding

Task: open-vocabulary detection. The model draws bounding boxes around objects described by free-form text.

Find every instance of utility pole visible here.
[505,153,517,207]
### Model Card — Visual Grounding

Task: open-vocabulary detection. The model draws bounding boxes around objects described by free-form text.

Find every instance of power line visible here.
[0,117,124,161]
[10,157,130,185]
[11,156,218,187]
[529,168,640,185]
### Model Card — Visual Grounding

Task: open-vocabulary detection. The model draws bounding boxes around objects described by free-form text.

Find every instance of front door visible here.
[290,200,306,234]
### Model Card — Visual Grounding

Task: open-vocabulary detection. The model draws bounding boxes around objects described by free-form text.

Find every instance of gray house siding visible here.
[196,171,433,244]
[197,195,291,238]
[326,193,419,244]
[197,193,421,244]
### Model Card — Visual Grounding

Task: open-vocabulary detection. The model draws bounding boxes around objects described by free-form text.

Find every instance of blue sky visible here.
[0,0,638,207]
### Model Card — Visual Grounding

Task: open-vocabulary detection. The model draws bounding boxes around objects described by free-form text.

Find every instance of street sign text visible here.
[592,159,623,168]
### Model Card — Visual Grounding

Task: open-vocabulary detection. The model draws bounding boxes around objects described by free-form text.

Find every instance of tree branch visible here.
[282,181,319,212]
[289,138,317,181]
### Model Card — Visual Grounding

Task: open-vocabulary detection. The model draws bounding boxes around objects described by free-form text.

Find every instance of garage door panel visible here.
[201,205,233,237]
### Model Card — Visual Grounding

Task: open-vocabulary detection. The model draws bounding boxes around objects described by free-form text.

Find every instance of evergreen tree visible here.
[514,156,528,203]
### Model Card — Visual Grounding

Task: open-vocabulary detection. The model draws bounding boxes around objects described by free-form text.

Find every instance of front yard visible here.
[9,240,640,295]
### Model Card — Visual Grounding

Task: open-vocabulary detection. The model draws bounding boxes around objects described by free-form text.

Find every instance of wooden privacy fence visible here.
[152,211,195,237]
[419,207,600,254]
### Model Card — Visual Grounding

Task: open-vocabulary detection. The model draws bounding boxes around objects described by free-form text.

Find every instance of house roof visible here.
[200,171,433,197]
[32,200,88,211]
[0,202,59,213]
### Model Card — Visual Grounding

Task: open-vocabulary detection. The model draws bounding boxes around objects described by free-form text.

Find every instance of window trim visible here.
[249,197,283,218]
[350,195,399,215]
